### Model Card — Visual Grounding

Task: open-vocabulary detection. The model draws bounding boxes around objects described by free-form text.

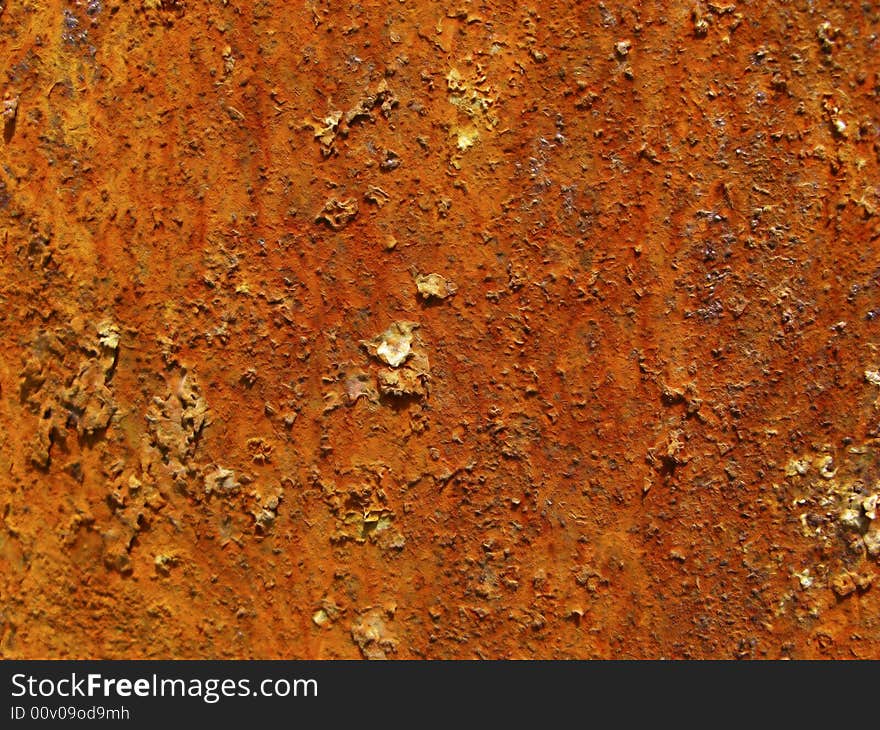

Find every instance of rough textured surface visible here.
[1,1,880,659]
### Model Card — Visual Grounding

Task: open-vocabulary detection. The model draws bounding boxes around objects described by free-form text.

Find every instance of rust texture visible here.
[1,1,880,659]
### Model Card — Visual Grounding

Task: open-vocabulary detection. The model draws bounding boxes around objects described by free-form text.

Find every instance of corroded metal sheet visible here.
[1,1,879,659]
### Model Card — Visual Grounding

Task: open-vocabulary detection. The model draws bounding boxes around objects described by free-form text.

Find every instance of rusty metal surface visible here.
[1,1,880,659]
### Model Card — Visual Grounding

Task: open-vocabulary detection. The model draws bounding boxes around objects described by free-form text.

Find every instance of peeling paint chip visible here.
[794,569,813,589]
[204,467,240,496]
[864,528,880,557]
[97,321,120,350]
[377,368,424,397]
[784,457,810,477]
[816,455,836,479]
[377,340,409,368]
[345,371,378,403]
[455,127,479,150]
[362,321,418,368]
[865,370,880,387]
[415,273,457,300]
[314,198,358,230]
[351,608,397,660]
[864,493,878,521]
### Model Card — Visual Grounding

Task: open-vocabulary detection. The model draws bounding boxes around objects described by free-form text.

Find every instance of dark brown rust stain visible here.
[1,1,879,659]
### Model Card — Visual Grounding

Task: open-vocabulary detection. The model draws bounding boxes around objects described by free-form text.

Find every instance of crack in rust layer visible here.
[1,1,879,659]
